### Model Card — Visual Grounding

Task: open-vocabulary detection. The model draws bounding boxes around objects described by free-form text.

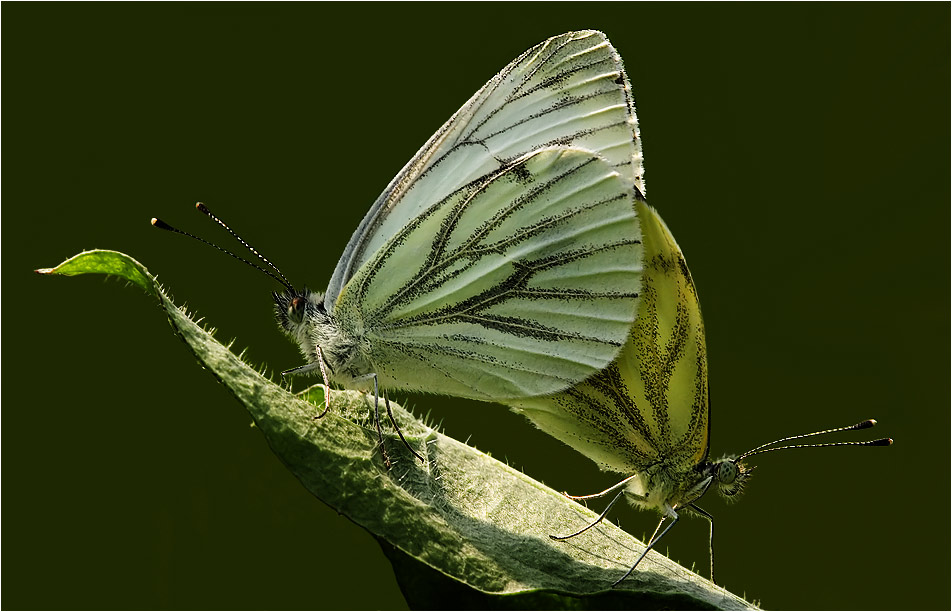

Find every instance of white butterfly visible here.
[273,31,646,414]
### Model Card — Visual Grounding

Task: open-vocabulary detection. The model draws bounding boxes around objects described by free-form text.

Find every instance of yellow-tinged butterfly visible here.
[507,200,892,585]
[153,31,647,465]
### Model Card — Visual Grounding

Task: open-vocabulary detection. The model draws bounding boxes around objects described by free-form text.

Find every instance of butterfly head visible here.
[709,457,753,499]
[273,287,328,339]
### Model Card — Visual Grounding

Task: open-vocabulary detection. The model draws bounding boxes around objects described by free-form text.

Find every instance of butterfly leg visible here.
[645,514,666,547]
[383,390,425,464]
[550,487,627,541]
[279,348,331,419]
[563,473,639,501]
[688,503,716,584]
[612,506,681,587]
[313,346,331,419]
[371,375,393,469]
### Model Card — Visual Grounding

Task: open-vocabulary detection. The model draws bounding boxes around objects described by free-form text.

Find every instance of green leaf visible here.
[36,249,156,296]
[38,249,755,610]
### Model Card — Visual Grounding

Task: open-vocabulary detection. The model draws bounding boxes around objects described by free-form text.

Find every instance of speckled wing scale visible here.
[321,31,646,400]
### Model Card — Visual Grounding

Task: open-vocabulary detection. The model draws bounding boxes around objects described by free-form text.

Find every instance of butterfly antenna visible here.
[738,419,893,461]
[151,214,294,292]
[194,202,294,290]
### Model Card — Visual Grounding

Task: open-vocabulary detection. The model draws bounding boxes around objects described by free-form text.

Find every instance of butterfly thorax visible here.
[625,457,750,513]
[624,461,710,513]
[273,288,372,387]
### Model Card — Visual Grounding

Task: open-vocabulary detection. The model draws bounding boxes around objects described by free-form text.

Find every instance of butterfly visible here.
[506,199,893,585]
[155,31,647,465]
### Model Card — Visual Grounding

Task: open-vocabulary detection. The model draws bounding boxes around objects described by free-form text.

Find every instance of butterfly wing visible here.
[325,30,644,307]
[333,147,642,400]
[508,200,710,474]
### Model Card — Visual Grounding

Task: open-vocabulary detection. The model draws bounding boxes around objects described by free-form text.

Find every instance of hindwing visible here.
[334,148,642,399]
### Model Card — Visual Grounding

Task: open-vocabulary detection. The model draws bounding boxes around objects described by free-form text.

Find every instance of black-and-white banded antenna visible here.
[738,419,893,461]
[151,202,294,292]
[193,202,293,289]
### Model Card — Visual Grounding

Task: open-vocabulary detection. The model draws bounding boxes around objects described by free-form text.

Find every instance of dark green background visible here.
[5,4,948,610]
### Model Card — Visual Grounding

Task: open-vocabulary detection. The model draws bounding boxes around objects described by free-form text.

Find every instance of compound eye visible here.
[716,461,738,484]
[288,296,306,324]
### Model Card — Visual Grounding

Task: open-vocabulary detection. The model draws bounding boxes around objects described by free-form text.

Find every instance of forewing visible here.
[326,30,643,307]
[333,148,642,400]
[508,201,710,474]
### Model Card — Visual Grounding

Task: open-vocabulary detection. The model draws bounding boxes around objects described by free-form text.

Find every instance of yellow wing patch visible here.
[508,200,710,474]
